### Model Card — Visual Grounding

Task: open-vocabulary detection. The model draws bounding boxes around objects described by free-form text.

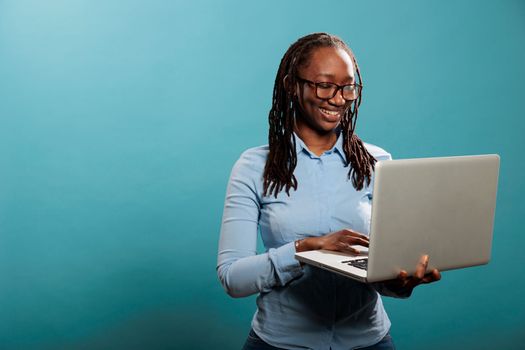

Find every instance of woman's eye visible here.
[317,83,333,89]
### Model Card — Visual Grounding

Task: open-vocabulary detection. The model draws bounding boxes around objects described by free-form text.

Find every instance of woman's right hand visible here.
[295,229,369,255]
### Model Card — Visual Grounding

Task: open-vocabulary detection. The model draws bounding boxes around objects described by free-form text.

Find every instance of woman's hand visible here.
[382,254,441,295]
[295,229,369,254]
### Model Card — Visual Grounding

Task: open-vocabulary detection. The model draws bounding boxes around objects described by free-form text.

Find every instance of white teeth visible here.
[320,107,339,116]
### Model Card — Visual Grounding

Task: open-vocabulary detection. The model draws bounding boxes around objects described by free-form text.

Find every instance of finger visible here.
[342,236,369,248]
[341,229,369,242]
[420,269,441,284]
[397,270,409,280]
[397,270,410,288]
[415,255,429,279]
[426,269,441,283]
[335,241,361,255]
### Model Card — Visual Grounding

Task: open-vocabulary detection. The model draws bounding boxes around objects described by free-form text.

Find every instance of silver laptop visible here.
[295,154,500,283]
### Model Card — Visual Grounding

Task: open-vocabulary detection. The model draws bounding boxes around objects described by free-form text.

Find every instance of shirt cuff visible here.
[268,242,304,286]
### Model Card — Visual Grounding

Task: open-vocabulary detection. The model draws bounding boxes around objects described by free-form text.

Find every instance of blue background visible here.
[1,0,524,349]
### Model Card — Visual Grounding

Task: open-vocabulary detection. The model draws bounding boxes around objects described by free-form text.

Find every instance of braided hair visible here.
[263,32,376,198]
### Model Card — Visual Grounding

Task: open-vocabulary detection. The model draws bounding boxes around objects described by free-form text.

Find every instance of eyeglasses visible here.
[296,76,362,101]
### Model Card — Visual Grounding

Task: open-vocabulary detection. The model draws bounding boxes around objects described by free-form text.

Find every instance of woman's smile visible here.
[318,106,343,122]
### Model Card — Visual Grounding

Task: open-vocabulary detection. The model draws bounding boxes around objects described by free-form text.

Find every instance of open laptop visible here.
[295,154,500,283]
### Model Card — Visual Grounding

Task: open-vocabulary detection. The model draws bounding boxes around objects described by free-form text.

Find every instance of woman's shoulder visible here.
[231,145,269,174]
[363,142,392,161]
[238,144,269,162]
[237,145,270,166]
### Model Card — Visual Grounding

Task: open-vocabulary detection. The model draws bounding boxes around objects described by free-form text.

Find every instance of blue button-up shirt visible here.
[217,132,393,350]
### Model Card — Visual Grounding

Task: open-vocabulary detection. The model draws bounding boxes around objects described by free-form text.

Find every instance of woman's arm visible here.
[216,153,304,298]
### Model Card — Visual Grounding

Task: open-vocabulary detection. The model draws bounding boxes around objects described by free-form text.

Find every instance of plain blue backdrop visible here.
[1,0,524,349]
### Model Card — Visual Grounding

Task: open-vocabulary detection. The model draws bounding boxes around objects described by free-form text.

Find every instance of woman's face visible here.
[294,46,356,135]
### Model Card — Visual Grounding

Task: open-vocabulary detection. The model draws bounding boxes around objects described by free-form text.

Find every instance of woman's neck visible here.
[294,124,338,157]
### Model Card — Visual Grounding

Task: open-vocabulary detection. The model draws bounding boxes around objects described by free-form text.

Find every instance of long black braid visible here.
[263,32,376,198]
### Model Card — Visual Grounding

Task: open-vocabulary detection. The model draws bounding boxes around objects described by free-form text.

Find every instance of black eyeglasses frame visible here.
[295,76,362,101]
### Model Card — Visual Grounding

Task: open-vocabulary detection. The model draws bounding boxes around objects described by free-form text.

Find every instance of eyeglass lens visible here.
[316,83,360,100]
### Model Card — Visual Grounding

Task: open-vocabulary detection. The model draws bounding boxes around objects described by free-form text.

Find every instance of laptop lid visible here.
[366,154,500,282]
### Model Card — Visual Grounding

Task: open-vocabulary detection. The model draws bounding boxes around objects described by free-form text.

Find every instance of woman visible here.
[217,33,440,350]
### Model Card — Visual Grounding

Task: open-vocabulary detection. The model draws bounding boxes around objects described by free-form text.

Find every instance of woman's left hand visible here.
[382,254,441,295]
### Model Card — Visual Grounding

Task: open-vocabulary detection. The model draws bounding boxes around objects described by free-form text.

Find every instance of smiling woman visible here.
[263,34,376,199]
[292,46,361,151]
[217,33,439,350]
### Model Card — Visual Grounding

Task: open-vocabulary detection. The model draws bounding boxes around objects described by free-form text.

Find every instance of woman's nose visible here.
[329,88,346,106]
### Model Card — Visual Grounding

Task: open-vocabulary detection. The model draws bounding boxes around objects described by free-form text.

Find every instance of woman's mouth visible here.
[319,107,341,121]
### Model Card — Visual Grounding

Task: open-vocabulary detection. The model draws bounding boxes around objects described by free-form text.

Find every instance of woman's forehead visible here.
[300,46,355,81]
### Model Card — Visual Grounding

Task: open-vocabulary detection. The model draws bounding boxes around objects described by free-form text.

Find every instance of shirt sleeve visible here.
[216,153,304,298]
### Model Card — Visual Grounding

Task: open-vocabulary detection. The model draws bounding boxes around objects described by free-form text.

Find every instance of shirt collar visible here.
[333,131,347,162]
[293,130,347,163]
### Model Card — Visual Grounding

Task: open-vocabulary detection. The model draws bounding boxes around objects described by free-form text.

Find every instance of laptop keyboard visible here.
[341,258,368,270]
